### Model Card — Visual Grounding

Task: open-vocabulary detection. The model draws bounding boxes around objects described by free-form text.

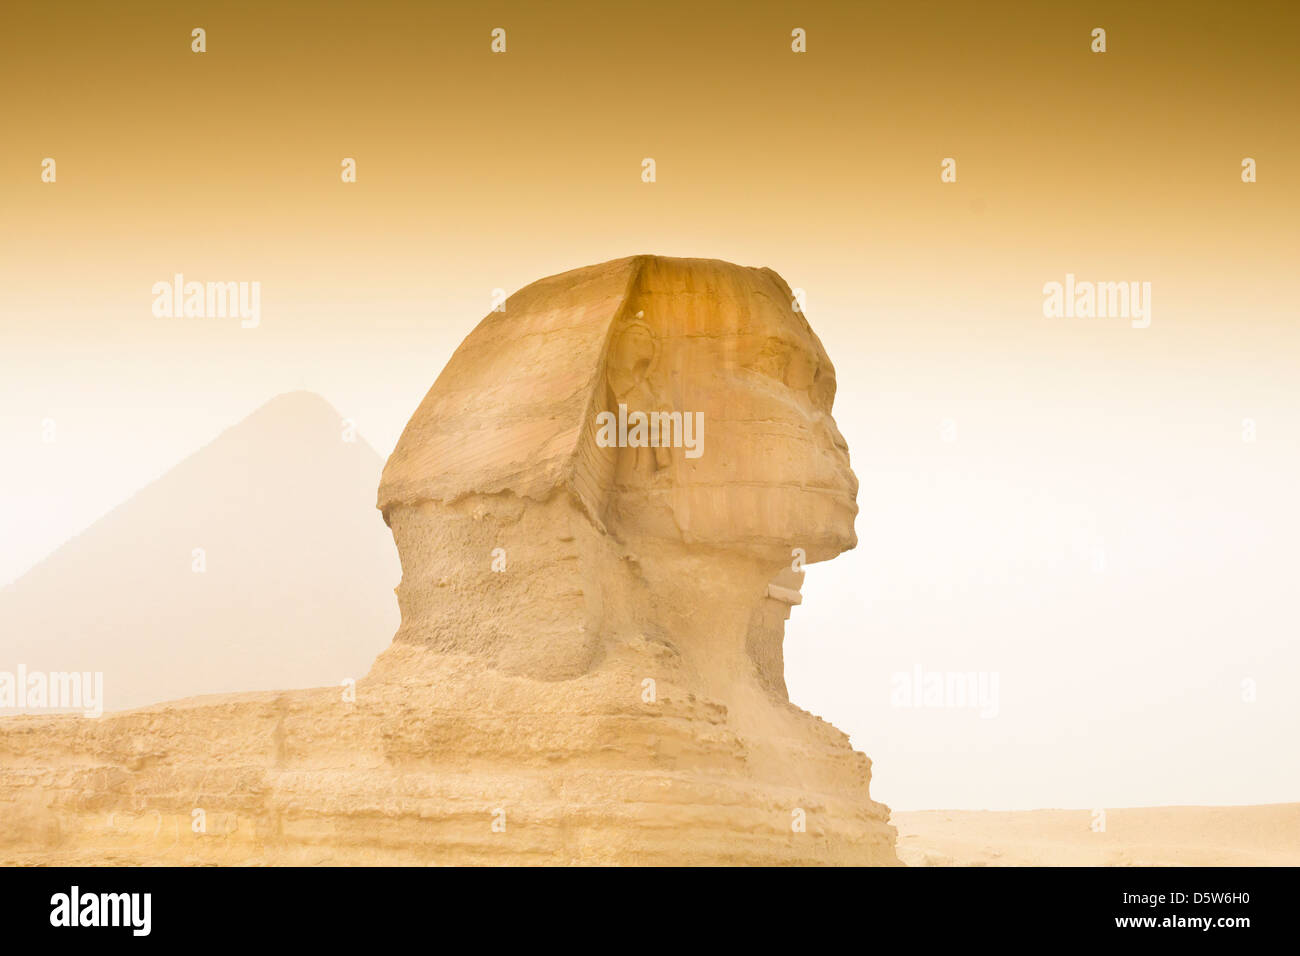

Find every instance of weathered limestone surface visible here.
[0,256,898,865]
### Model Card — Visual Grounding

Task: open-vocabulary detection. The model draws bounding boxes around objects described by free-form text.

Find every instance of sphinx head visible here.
[381,256,856,559]
[597,257,857,564]
[376,256,857,679]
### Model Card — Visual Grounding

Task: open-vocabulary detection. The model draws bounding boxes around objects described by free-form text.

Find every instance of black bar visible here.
[0,866,1287,943]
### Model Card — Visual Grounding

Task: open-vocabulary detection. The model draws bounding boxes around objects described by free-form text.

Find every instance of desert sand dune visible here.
[892,804,1300,866]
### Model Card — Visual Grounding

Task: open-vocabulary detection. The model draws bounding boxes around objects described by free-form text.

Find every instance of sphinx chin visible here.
[0,255,898,866]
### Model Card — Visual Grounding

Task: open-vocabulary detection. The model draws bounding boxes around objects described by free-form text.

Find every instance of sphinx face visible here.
[604,261,858,565]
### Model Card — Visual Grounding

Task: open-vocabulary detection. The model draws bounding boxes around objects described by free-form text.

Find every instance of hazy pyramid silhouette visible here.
[0,391,399,712]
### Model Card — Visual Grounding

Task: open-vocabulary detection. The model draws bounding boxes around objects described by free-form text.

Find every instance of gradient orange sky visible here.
[2,0,1297,809]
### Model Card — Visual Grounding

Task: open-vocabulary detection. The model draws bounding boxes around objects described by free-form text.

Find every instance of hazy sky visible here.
[1,0,1296,809]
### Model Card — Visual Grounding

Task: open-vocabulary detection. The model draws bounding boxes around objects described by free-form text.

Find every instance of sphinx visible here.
[0,255,898,865]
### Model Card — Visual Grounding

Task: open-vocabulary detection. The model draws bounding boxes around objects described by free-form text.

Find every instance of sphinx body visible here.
[0,256,898,865]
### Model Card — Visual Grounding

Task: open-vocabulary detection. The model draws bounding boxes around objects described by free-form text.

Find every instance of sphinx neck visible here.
[381,494,791,698]
[612,537,788,702]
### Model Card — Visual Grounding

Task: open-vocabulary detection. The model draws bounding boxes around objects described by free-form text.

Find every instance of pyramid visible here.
[0,391,400,713]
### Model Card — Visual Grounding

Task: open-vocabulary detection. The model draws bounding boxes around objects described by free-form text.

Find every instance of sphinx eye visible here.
[746,340,785,381]
[783,351,817,391]
[810,365,836,410]
[747,339,820,395]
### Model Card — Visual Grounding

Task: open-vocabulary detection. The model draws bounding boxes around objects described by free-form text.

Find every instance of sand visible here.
[892,804,1300,866]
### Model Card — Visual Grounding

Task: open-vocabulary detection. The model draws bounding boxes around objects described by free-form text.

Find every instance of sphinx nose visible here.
[815,414,858,495]
[828,420,849,454]
[840,461,861,499]
[818,412,850,456]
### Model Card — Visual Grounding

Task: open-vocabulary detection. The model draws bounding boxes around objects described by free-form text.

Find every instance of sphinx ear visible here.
[606,316,658,400]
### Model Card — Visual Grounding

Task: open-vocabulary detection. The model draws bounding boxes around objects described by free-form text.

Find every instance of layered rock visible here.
[0,255,898,865]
